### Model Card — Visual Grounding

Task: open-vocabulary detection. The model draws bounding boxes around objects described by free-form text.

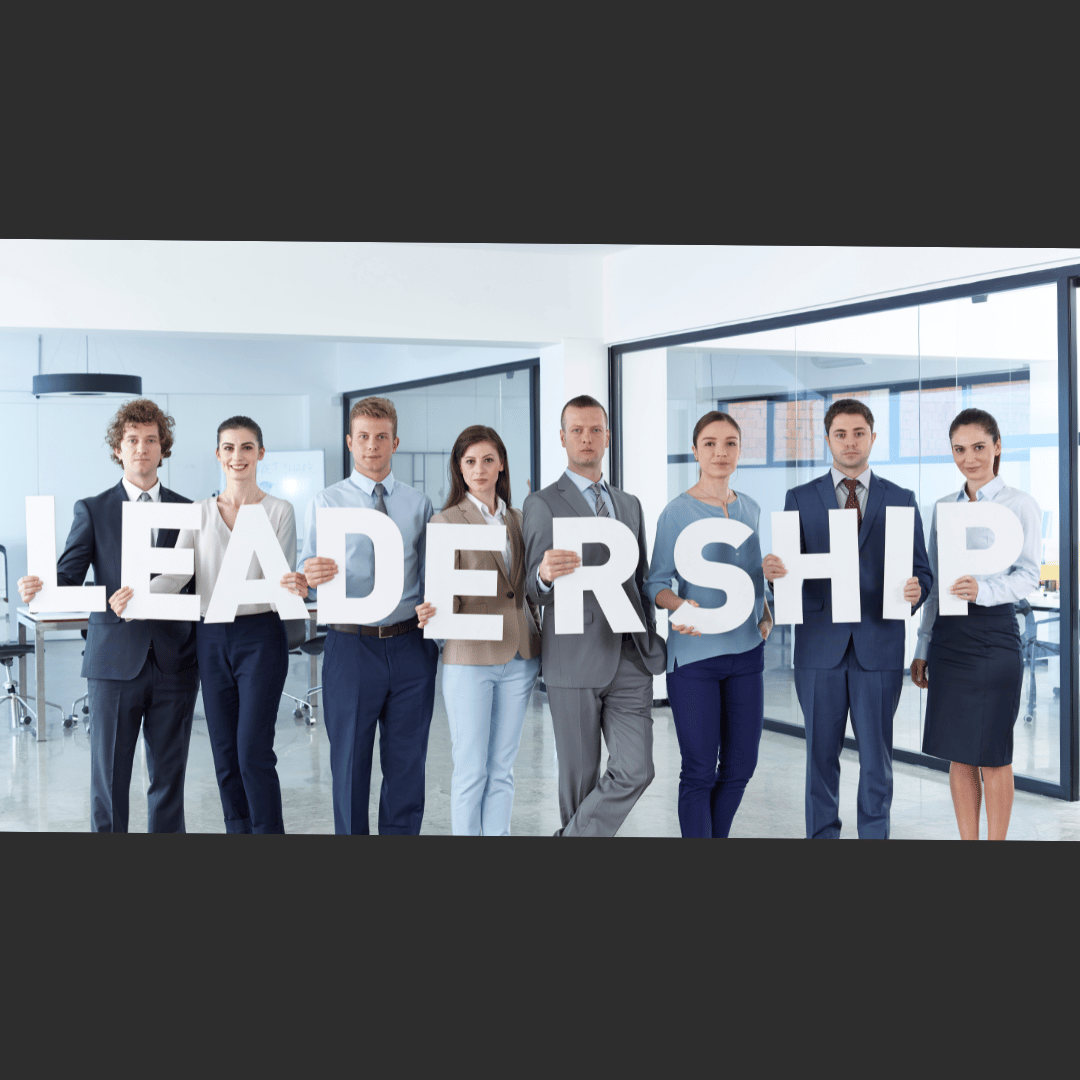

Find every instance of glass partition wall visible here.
[616,271,1078,800]
[344,359,540,511]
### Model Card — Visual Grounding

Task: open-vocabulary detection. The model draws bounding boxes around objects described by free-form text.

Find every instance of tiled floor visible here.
[2,625,1078,839]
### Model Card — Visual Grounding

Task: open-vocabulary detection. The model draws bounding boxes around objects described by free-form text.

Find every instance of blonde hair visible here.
[349,396,398,437]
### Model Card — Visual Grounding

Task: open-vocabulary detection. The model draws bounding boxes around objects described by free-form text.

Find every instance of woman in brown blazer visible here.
[416,425,542,835]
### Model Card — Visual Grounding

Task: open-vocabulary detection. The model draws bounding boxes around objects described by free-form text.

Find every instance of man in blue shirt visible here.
[299,397,438,834]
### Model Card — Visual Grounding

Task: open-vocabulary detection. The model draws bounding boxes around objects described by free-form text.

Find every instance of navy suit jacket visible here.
[785,471,933,671]
[56,480,198,681]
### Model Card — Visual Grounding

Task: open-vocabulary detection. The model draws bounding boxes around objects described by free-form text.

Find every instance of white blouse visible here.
[465,491,512,575]
[150,493,297,617]
[914,475,1041,661]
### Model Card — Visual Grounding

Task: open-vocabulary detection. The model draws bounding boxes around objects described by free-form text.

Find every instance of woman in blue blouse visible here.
[645,411,772,838]
[910,408,1042,840]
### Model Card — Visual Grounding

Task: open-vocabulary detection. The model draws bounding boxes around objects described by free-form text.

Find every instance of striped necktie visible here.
[589,482,609,518]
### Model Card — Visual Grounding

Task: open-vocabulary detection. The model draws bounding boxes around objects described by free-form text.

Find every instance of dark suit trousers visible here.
[197,612,289,834]
[794,639,902,840]
[87,653,199,832]
[666,644,764,838]
[322,628,439,835]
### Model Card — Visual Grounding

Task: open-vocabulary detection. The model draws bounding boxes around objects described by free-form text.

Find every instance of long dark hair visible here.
[949,407,1001,476]
[444,425,512,511]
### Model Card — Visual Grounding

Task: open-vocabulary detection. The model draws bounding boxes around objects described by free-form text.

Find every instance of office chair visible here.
[1015,598,1060,723]
[1,641,37,730]
[1,642,66,732]
[281,618,325,725]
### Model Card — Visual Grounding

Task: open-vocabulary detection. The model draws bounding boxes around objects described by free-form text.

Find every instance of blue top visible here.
[644,490,766,673]
[914,475,1042,661]
[299,469,433,626]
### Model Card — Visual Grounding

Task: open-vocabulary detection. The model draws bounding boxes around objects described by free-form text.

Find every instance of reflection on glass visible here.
[653,283,1060,784]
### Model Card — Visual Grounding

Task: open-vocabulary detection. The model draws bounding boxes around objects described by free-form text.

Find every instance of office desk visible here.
[17,606,324,738]
[17,608,89,742]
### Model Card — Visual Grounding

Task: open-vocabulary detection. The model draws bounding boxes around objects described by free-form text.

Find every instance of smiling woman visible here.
[912,407,1042,840]
[111,413,307,834]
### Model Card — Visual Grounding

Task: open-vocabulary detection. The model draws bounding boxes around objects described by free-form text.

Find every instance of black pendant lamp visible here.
[32,335,142,397]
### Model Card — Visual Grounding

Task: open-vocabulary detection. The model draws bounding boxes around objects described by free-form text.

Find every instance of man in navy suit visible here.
[18,399,199,832]
[763,399,932,839]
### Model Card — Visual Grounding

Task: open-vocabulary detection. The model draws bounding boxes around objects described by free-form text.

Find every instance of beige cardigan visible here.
[432,498,541,666]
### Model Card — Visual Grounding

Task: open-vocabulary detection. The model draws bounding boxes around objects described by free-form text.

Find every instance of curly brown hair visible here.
[105,398,176,466]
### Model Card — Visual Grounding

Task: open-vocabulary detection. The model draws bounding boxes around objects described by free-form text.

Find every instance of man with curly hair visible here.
[18,399,200,832]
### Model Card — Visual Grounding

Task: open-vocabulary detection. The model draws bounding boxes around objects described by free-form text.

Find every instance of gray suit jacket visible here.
[523,473,666,689]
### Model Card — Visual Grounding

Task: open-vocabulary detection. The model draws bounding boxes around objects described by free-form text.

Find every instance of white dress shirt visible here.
[465,491,512,575]
[122,477,161,545]
[914,474,1042,661]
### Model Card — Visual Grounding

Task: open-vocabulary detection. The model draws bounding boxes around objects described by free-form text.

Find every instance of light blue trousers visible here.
[441,654,540,836]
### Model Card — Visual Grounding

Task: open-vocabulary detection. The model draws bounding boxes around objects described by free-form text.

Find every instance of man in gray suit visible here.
[523,395,666,836]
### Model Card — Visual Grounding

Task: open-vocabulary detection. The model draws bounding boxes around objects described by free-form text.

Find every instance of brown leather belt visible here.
[328,615,419,638]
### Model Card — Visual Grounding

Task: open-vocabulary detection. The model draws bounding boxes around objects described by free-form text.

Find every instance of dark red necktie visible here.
[843,477,862,529]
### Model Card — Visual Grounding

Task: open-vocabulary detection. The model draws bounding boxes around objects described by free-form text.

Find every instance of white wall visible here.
[603,246,1080,345]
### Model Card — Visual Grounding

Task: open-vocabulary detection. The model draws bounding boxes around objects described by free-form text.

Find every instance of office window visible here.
[621,281,1066,793]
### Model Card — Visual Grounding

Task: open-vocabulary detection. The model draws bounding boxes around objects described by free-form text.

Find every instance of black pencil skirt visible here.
[922,602,1024,768]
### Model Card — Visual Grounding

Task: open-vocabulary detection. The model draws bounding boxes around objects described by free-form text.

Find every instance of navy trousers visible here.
[196,612,289,834]
[665,643,764,838]
[87,653,199,833]
[322,627,439,835]
[794,639,902,840]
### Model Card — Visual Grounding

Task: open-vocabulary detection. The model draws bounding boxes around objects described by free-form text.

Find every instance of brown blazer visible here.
[431,497,542,666]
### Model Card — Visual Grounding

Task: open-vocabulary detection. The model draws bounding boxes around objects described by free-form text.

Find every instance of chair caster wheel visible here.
[1024,714,1034,723]
[63,718,74,729]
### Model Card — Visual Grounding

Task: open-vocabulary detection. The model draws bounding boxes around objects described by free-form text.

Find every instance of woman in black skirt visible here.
[910,408,1042,840]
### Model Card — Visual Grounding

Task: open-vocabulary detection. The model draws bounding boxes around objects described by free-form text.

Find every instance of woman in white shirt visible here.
[111,416,307,833]
[414,425,541,835]
[910,408,1042,840]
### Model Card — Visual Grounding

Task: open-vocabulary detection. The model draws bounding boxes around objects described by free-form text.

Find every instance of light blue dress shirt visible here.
[914,474,1042,661]
[563,468,615,519]
[829,465,871,518]
[536,469,615,593]
[299,469,433,626]
[645,491,766,674]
